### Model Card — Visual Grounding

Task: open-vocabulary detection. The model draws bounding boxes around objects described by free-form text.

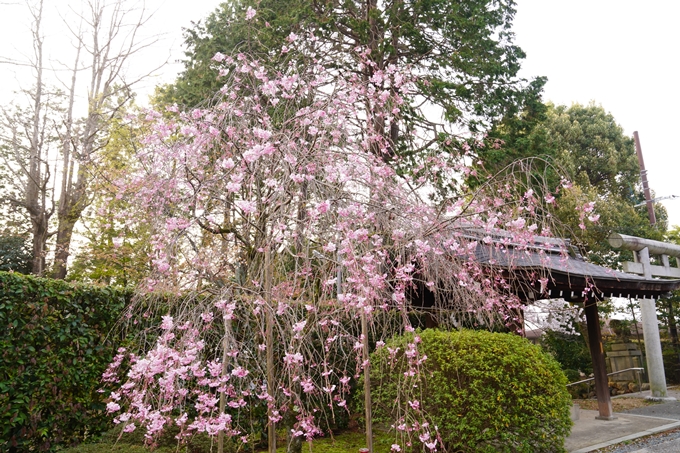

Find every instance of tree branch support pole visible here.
[584,299,615,420]
[629,299,644,354]
[218,315,231,453]
[362,310,373,453]
[266,247,276,453]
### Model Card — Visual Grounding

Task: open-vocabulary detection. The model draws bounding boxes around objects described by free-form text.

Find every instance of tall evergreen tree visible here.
[158,0,544,171]
[477,102,666,263]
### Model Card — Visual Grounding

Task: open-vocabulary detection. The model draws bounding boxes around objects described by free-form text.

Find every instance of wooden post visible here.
[584,299,616,420]
[266,247,276,453]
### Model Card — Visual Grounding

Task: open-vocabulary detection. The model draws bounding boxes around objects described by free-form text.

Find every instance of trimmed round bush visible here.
[365,329,572,453]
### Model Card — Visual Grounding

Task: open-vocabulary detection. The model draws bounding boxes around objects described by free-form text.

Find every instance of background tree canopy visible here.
[158,0,544,141]
[475,101,665,264]
[480,102,640,198]
[0,236,32,274]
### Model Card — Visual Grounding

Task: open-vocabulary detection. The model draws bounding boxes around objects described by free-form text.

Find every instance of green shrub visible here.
[363,329,573,453]
[539,326,593,377]
[0,236,32,274]
[662,342,680,385]
[0,272,131,452]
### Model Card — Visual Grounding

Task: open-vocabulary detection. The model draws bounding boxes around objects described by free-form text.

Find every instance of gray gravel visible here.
[599,428,680,452]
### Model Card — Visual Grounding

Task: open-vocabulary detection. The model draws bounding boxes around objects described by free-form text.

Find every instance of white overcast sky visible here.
[1,0,679,228]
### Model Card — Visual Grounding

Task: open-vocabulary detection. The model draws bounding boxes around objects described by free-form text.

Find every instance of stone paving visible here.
[566,388,680,453]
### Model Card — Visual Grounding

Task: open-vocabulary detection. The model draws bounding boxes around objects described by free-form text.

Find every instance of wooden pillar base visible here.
[595,415,617,421]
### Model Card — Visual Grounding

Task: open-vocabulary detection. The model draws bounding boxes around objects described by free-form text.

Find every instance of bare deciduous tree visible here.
[0,0,159,277]
[0,0,53,274]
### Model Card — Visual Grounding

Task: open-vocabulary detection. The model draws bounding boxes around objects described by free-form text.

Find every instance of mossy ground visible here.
[59,427,395,453]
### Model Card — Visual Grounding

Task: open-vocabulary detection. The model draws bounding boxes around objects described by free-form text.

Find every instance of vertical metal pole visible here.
[633,131,657,226]
[266,247,276,453]
[637,369,643,395]
[629,299,644,352]
[584,299,615,420]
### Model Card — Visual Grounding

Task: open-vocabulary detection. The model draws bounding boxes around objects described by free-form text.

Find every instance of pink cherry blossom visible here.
[103,39,586,448]
[235,200,257,215]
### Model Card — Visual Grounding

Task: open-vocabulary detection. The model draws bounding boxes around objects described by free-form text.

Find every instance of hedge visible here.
[0,271,131,452]
[362,329,573,453]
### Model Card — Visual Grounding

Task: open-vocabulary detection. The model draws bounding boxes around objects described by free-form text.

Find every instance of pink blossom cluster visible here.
[577,200,600,230]
[103,317,246,440]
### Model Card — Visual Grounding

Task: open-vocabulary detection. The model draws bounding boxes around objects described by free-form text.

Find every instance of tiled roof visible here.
[456,226,680,301]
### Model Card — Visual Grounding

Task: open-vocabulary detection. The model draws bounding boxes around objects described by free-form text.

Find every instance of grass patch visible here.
[293,430,393,453]
[60,427,395,453]
[60,444,172,453]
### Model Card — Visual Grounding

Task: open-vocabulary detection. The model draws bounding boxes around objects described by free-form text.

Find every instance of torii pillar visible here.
[637,248,671,399]
[609,233,678,401]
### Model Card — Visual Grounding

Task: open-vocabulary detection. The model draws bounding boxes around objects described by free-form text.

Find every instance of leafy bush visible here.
[662,342,680,385]
[0,236,32,274]
[540,327,593,378]
[0,272,131,452]
[364,329,573,453]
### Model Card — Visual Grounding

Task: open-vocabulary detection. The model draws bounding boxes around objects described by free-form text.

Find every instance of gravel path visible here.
[598,427,680,452]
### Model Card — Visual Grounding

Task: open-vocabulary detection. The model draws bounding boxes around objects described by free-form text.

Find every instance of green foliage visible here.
[479,102,666,260]
[540,328,592,378]
[662,343,680,385]
[157,0,311,109]
[548,103,639,199]
[484,102,640,198]
[668,226,680,244]
[0,272,131,451]
[363,329,572,453]
[158,0,540,147]
[553,185,663,266]
[0,235,32,274]
[59,444,160,453]
[67,111,152,286]
[65,424,216,453]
